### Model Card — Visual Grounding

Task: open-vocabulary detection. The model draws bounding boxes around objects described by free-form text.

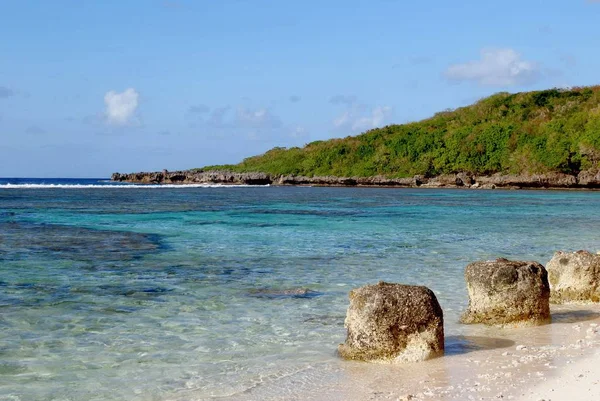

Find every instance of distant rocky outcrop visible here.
[461,259,551,326]
[111,170,272,185]
[112,169,600,189]
[338,281,444,363]
[546,250,600,304]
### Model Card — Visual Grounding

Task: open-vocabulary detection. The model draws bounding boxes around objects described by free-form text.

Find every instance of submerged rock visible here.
[248,288,322,299]
[338,281,444,363]
[461,258,550,326]
[546,250,600,304]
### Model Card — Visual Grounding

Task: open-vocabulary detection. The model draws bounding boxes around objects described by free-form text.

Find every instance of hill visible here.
[199,86,600,179]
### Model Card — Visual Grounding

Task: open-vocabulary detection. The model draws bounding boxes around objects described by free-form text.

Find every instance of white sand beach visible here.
[217,304,600,401]
[390,304,600,401]
[300,304,600,401]
[516,351,600,401]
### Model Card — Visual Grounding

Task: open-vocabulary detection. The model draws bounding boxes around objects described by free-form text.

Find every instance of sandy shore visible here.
[516,349,600,401]
[369,304,600,401]
[215,304,600,401]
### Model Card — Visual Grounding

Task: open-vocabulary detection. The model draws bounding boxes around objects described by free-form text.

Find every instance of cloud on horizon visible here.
[188,103,305,143]
[333,105,393,133]
[235,107,282,130]
[445,48,540,87]
[104,88,140,125]
[331,95,393,133]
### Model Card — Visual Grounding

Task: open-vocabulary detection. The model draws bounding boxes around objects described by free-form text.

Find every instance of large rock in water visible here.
[546,251,600,303]
[338,282,444,363]
[461,259,550,326]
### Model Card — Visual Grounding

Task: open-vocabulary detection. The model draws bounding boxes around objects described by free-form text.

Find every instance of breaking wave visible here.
[0,183,269,189]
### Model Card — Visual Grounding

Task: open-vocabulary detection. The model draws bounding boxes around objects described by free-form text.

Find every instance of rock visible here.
[475,173,577,189]
[110,170,273,185]
[456,172,474,187]
[577,169,600,187]
[111,169,595,189]
[421,174,460,187]
[460,258,550,326]
[420,173,475,188]
[546,250,600,303]
[355,176,414,187]
[338,281,444,363]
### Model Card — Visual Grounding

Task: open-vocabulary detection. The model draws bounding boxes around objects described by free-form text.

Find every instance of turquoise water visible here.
[1,182,600,400]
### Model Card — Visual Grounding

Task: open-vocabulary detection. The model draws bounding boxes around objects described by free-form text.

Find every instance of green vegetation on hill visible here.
[200,86,600,178]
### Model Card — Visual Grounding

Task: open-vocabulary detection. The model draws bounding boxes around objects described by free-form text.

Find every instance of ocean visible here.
[1,178,600,400]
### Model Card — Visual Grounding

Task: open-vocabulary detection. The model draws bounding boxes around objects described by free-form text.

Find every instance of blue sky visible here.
[1,0,599,177]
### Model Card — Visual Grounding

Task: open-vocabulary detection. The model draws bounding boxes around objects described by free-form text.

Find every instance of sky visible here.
[1,0,600,178]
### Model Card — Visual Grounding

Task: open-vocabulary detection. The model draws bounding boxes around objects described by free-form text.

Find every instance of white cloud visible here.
[333,104,393,133]
[235,107,282,129]
[352,106,393,131]
[104,88,139,125]
[445,48,539,87]
[290,125,309,139]
[333,111,351,129]
[188,102,307,144]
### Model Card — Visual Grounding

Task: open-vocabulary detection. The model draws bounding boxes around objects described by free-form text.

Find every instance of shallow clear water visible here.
[1,182,600,400]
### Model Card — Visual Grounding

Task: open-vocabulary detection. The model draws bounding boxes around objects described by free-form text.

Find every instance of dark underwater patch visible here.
[248,288,323,299]
[92,284,174,298]
[302,314,346,326]
[0,221,163,262]
[0,362,29,375]
[189,220,300,228]
[232,208,360,218]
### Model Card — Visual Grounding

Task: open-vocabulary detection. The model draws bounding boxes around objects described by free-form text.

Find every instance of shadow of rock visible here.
[551,309,600,324]
[445,335,515,356]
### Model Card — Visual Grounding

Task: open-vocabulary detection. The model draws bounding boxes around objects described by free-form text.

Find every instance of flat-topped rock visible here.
[547,250,600,304]
[461,258,550,326]
[338,282,444,363]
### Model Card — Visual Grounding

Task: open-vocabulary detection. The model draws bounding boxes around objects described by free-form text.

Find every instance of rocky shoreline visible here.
[111,169,600,189]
